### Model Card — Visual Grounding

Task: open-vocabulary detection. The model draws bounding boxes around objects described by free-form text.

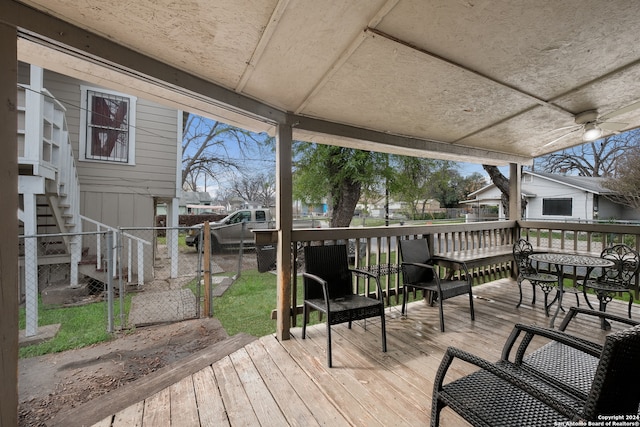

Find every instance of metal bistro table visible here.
[529,253,615,328]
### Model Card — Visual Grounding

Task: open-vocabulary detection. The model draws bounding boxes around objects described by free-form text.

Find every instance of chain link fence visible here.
[18,225,235,337]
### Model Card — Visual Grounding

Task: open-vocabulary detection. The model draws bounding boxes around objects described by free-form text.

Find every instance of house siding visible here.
[469,172,640,222]
[19,63,180,229]
[525,176,593,220]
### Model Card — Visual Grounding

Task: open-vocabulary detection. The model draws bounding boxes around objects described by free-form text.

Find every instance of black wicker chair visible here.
[583,244,640,322]
[431,308,640,427]
[512,238,559,314]
[398,238,474,332]
[302,244,387,367]
[512,306,640,399]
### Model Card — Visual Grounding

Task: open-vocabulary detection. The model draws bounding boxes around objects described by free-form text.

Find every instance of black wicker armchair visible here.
[399,238,474,332]
[302,244,387,368]
[431,307,640,426]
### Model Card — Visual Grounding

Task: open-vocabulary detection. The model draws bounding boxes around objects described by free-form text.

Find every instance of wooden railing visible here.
[256,219,640,325]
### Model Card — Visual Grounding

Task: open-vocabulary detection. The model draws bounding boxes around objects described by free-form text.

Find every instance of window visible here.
[80,86,136,164]
[542,198,572,216]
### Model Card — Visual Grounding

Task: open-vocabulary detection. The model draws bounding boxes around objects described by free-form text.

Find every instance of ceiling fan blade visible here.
[599,121,628,131]
[549,124,581,133]
[600,100,640,121]
[543,128,581,147]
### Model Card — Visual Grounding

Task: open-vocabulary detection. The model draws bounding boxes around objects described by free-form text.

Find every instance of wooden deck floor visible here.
[55,279,636,427]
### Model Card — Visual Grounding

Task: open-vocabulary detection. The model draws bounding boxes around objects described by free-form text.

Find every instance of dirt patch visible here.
[18,311,228,427]
[18,251,259,427]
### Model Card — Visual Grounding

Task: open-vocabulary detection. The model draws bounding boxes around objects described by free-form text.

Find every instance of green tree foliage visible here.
[293,143,383,227]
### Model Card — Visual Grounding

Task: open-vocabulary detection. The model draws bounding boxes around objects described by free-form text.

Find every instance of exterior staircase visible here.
[17,65,152,337]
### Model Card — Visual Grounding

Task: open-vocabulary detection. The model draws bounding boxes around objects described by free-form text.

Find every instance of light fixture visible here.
[583,123,602,141]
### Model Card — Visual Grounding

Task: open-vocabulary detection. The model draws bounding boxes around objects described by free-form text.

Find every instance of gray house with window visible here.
[465,171,640,222]
[18,62,182,232]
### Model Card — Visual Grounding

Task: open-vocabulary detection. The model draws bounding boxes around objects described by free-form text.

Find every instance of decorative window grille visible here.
[80,87,136,164]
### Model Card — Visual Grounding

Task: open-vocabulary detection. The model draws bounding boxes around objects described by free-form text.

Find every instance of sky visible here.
[186,118,507,196]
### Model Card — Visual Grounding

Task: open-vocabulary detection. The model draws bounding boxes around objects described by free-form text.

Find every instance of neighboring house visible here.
[156,191,218,215]
[465,171,640,222]
[17,63,182,301]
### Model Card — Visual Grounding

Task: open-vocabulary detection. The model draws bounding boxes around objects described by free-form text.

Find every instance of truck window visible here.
[256,210,266,222]
[229,211,251,224]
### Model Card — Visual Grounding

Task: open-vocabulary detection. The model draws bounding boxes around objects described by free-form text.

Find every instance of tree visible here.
[293,143,382,227]
[388,156,435,219]
[602,145,640,210]
[227,173,275,207]
[536,132,639,177]
[483,165,511,217]
[181,114,265,191]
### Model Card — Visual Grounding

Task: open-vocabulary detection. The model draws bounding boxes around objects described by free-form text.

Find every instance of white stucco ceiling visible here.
[6,0,640,166]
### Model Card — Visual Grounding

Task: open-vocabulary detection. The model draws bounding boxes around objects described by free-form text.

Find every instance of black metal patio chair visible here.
[302,244,387,367]
[398,238,474,332]
[583,243,640,322]
[512,238,559,315]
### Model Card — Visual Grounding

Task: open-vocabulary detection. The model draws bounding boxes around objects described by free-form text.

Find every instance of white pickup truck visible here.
[185,208,327,251]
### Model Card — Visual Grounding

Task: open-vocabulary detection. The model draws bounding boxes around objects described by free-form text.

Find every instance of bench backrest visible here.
[584,324,640,418]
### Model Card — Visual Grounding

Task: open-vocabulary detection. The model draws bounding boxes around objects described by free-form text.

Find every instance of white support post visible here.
[137,242,144,286]
[23,193,38,337]
[23,65,43,163]
[168,197,179,278]
[96,228,102,270]
[509,163,521,221]
[70,234,80,288]
[127,239,132,283]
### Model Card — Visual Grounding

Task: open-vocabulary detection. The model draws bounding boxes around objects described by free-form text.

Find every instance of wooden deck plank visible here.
[192,367,230,427]
[228,348,289,427]
[85,278,638,427]
[283,326,388,427]
[243,339,322,427]
[259,334,351,427]
[112,401,143,427]
[169,376,200,427]
[142,388,170,427]
[212,356,261,426]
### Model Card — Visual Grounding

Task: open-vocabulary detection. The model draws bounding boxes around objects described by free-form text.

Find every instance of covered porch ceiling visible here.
[5,0,640,166]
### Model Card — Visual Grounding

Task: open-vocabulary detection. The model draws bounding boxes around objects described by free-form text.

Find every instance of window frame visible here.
[79,85,136,165]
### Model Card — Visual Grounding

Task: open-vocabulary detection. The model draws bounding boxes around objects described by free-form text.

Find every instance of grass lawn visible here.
[19,296,130,358]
